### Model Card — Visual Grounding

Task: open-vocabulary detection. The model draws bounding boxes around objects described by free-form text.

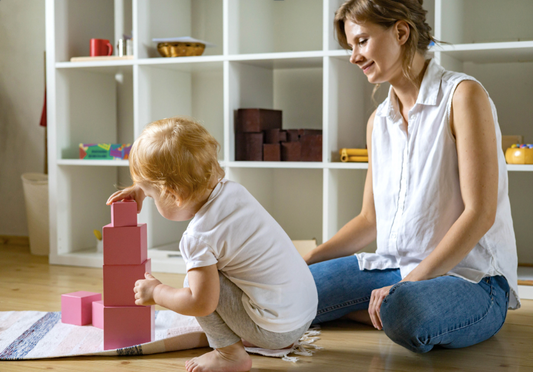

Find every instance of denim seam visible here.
[317,296,371,315]
[425,297,495,342]
[383,281,410,303]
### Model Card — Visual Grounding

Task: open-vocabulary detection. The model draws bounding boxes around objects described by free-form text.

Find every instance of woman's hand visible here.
[107,185,146,213]
[134,273,162,306]
[368,285,393,330]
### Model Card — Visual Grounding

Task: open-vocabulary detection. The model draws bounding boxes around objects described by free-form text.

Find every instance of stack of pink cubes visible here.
[101,200,154,350]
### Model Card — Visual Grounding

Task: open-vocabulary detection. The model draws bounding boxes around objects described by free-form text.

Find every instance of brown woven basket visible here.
[157,42,206,57]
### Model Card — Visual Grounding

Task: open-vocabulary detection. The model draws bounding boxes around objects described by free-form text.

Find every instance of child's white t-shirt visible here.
[179,178,318,333]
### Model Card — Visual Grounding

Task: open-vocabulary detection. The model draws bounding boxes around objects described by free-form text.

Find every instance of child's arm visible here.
[134,265,220,317]
[106,184,146,213]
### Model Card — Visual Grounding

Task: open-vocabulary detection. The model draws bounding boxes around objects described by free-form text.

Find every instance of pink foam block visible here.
[111,200,137,227]
[61,291,102,326]
[103,259,151,306]
[103,305,155,350]
[92,300,104,329]
[102,223,147,265]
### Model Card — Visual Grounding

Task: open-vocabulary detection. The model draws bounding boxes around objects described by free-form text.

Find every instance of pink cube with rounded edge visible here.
[61,291,102,326]
[92,300,104,329]
[103,305,155,350]
[111,200,137,227]
[102,223,147,265]
[103,259,151,306]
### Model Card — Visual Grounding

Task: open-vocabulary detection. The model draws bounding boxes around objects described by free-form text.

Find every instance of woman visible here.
[304,0,520,353]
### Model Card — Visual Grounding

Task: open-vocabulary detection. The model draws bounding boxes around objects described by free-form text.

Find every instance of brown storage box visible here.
[281,142,301,161]
[263,144,281,161]
[299,129,323,136]
[285,129,300,142]
[236,109,282,133]
[263,129,282,144]
[301,134,322,162]
[235,132,263,161]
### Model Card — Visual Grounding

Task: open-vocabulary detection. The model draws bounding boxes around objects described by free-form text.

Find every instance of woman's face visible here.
[344,20,406,84]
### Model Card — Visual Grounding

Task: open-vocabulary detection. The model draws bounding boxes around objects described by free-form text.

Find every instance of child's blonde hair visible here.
[129,116,225,207]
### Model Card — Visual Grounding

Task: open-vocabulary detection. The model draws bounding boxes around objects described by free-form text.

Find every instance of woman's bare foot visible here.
[185,341,252,372]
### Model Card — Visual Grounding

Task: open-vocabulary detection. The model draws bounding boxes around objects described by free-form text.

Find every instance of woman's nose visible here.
[349,49,362,65]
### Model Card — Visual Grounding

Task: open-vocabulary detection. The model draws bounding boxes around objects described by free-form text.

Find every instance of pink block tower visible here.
[100,201,155,350]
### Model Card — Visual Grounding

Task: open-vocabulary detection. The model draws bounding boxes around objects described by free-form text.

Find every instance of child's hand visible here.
[134,273,162,306]
[107,185,146,213]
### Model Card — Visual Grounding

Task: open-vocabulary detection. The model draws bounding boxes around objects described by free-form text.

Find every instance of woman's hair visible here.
[334,0,437,84]
[129,116,225,207]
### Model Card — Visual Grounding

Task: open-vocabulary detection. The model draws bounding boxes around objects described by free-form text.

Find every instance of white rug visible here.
[0,311,321,361]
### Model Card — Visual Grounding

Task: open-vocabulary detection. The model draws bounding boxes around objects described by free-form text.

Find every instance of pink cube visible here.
[103,259,151,306]
[102,223,147,265]
[92,300,104,329]
[111,201,137,227]
[61,291,102,326]
[103,305,155,350]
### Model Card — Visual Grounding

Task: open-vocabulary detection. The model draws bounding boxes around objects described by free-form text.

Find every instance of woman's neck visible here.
[390,53,429,119]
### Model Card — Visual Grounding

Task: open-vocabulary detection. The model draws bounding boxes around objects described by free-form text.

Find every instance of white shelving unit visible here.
[46,0,533,299]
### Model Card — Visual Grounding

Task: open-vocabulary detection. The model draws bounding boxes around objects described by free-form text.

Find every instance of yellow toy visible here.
[505,144,533,164]
[340,148,368,162]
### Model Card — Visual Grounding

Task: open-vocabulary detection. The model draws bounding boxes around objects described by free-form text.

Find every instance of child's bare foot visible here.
[185,341,252,372]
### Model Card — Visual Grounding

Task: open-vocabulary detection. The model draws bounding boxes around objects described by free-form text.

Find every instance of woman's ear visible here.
[395,20,410,46]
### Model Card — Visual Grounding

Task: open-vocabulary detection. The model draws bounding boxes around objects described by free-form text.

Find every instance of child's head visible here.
[129,116,225,208]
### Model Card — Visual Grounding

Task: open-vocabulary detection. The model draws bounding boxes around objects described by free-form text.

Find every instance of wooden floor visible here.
[1,244,532,372]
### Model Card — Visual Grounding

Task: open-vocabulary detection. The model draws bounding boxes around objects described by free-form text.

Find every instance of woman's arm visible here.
[134,264,220,317]
[304,111,378,265]
[403,80,499,282]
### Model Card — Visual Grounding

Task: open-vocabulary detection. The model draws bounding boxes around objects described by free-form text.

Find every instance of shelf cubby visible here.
[136,62,224,156]
[55,165,119,255]
[439,0,533,45]
[226,167,323,244]
[55,66,134,160]
[228,58,323,161]
[325,168,374,251]
[228,0,322,55]
[54,0,134,62]
[136,0,223,59]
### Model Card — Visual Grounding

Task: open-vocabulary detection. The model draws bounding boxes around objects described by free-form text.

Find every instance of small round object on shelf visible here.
[157,42,205,57]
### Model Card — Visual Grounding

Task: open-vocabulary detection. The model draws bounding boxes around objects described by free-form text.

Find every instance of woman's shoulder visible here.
[441,68,482,91]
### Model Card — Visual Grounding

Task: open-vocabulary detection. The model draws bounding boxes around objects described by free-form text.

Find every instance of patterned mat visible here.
[0,310,203,360]
[0,311,322,361]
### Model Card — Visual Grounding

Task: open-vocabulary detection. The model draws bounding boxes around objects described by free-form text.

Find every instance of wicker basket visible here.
[157,42,205,57]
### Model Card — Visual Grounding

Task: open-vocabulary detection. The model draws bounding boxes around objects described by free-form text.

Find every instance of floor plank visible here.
[1,244,532,371]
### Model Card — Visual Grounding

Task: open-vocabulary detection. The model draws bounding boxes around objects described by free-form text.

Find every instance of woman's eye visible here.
[358,39,368,46]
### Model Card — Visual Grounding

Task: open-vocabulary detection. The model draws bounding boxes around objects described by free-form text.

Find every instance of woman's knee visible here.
[380,282,433,353]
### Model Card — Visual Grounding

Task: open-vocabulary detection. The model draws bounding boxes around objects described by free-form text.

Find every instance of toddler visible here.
[107,117,318,372]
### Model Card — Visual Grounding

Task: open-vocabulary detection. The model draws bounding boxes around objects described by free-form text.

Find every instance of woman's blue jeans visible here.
[309,255,510,353]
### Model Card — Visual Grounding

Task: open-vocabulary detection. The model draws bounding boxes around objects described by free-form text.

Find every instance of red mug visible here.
[90,38,113,57]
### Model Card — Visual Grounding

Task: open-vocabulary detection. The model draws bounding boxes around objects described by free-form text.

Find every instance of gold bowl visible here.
[157,42,205,57]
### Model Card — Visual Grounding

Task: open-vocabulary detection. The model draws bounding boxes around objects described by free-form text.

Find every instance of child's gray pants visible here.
[187,273,311,349]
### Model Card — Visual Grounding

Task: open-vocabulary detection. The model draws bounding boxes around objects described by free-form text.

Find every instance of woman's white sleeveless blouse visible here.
[356,59,520,309]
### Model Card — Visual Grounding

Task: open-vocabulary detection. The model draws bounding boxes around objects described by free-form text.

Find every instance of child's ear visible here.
[166,188,183,206]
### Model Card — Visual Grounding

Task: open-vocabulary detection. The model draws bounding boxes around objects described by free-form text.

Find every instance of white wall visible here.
[0,0,46,236]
